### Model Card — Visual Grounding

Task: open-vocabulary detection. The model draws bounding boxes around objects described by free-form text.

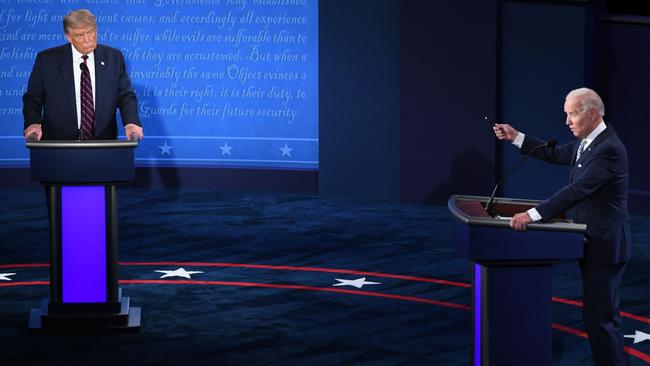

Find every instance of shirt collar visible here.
[582,120,606,146]
[71,45,94,63]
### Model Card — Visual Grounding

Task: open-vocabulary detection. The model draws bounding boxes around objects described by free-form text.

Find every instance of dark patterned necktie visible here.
[576,139,587,161]
[80,55,95,140]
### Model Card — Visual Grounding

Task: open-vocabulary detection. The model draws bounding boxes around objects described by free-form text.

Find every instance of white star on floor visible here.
[333,277,381,289]
[279,143,293,157]
[219,142,233,156]
[625,330,650,344]
[155,268,203,279]
[159,141,173,155]
[0,273,16,281]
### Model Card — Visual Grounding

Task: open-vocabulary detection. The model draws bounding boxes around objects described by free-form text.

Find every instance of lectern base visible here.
[28,294,141,332]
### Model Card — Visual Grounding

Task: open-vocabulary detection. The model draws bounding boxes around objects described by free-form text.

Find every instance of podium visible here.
[448,195,585,366]
[26,140,141,331]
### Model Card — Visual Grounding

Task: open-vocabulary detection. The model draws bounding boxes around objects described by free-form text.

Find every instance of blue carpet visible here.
[1,188,649,365]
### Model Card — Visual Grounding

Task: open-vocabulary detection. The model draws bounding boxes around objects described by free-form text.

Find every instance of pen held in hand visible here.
[484,116,496,126]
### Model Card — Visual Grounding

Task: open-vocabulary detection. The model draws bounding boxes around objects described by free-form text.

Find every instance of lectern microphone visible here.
[485,139,557,216]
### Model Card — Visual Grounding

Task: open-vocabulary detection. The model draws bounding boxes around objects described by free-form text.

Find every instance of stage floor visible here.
[1,188,649,365]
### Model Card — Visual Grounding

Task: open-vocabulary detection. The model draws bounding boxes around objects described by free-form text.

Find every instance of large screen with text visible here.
[0,0,318,170]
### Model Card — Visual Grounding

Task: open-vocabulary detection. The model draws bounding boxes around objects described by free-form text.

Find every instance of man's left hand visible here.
[124,123,143,141]
[510,212,532,231]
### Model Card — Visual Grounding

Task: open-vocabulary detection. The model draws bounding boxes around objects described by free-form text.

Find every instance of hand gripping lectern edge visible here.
[448,195,585,366]
[26,140,141,331]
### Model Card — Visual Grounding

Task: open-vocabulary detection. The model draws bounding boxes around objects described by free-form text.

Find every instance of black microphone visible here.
[485,139,557,216]
[80,62,86,71]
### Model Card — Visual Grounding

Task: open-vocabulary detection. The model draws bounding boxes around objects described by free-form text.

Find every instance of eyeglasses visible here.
[70,29,97,41]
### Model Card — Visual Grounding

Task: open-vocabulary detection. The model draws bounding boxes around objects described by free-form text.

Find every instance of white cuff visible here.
[512,132,525,148]
[527,208,542,222]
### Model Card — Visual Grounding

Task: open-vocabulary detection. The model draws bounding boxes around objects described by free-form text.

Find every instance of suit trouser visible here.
[581,260,627,366]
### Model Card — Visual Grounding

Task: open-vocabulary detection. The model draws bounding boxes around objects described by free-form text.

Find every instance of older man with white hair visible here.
[494,87,630,365]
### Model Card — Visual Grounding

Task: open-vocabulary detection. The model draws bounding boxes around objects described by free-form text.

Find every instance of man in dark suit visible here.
[23,9,143,141]
[494,87,630,365]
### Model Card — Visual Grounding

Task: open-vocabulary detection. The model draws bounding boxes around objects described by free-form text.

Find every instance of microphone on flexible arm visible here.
[485,139,557,217]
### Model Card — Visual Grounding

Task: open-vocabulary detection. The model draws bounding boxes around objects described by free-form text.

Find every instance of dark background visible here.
[4,0,650,214]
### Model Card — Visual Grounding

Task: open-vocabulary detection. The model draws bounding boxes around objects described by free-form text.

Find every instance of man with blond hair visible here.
[493,88,630,365]
[23,9,143,141]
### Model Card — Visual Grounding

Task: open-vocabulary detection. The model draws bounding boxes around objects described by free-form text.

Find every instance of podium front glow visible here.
[61,186,107,303]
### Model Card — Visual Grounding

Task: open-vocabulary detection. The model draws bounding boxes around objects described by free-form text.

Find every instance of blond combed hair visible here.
[63,9,96,34]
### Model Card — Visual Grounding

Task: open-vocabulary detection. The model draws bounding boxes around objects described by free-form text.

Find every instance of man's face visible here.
[564,96,598,139]
[65,25,97,54]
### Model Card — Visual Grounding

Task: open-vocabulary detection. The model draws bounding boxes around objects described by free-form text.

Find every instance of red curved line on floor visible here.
[2,279,649,363]
[621,312,650,325]
[552,296,582,307]
[0,279,469,310]
[0,263,48,269]
[552,324,650,363]
[120,261,471,288]
[119,279,472,311]
[0,261,470,288]
[627,347,650,363]
[552,296,650,325]
[552,323,587,338]
[4,262,650,325]
[0,281,49,287]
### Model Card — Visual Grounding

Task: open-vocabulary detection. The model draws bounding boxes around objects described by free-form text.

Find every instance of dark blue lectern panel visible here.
[449,195,585,366]
[478,264,552,365]
[27,141,140,330]
[454,222,584,261]
[30,147,134,183]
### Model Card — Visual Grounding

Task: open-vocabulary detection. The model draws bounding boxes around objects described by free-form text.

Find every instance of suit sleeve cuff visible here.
[512,132,525,148]
[527,207,542,222]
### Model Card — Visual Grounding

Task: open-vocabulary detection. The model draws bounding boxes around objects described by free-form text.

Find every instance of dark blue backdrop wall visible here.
[499,1,586,201]
[321,0,650,215]
[398,0,497,204]
[592,1,650,213]
[319,0,498,203]
[318,0,401,202]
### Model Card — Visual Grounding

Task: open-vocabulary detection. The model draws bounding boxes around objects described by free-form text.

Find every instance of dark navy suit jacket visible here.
[22,43,140,140]
[522,127,630,265]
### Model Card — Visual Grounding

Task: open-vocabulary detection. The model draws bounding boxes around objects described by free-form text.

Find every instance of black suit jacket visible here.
[522,127,631,265]
[23,43,140,140]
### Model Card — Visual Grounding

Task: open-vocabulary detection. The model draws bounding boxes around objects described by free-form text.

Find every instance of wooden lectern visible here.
[448,195,585,366]
[26,140,141,331]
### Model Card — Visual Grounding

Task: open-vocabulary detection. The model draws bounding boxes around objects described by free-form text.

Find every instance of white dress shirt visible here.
[511,120,607,222]
[71,46,96,129]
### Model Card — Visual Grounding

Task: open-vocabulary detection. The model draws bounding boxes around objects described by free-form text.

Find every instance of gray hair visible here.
[63,9,96,34]
[566,87,605,117]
